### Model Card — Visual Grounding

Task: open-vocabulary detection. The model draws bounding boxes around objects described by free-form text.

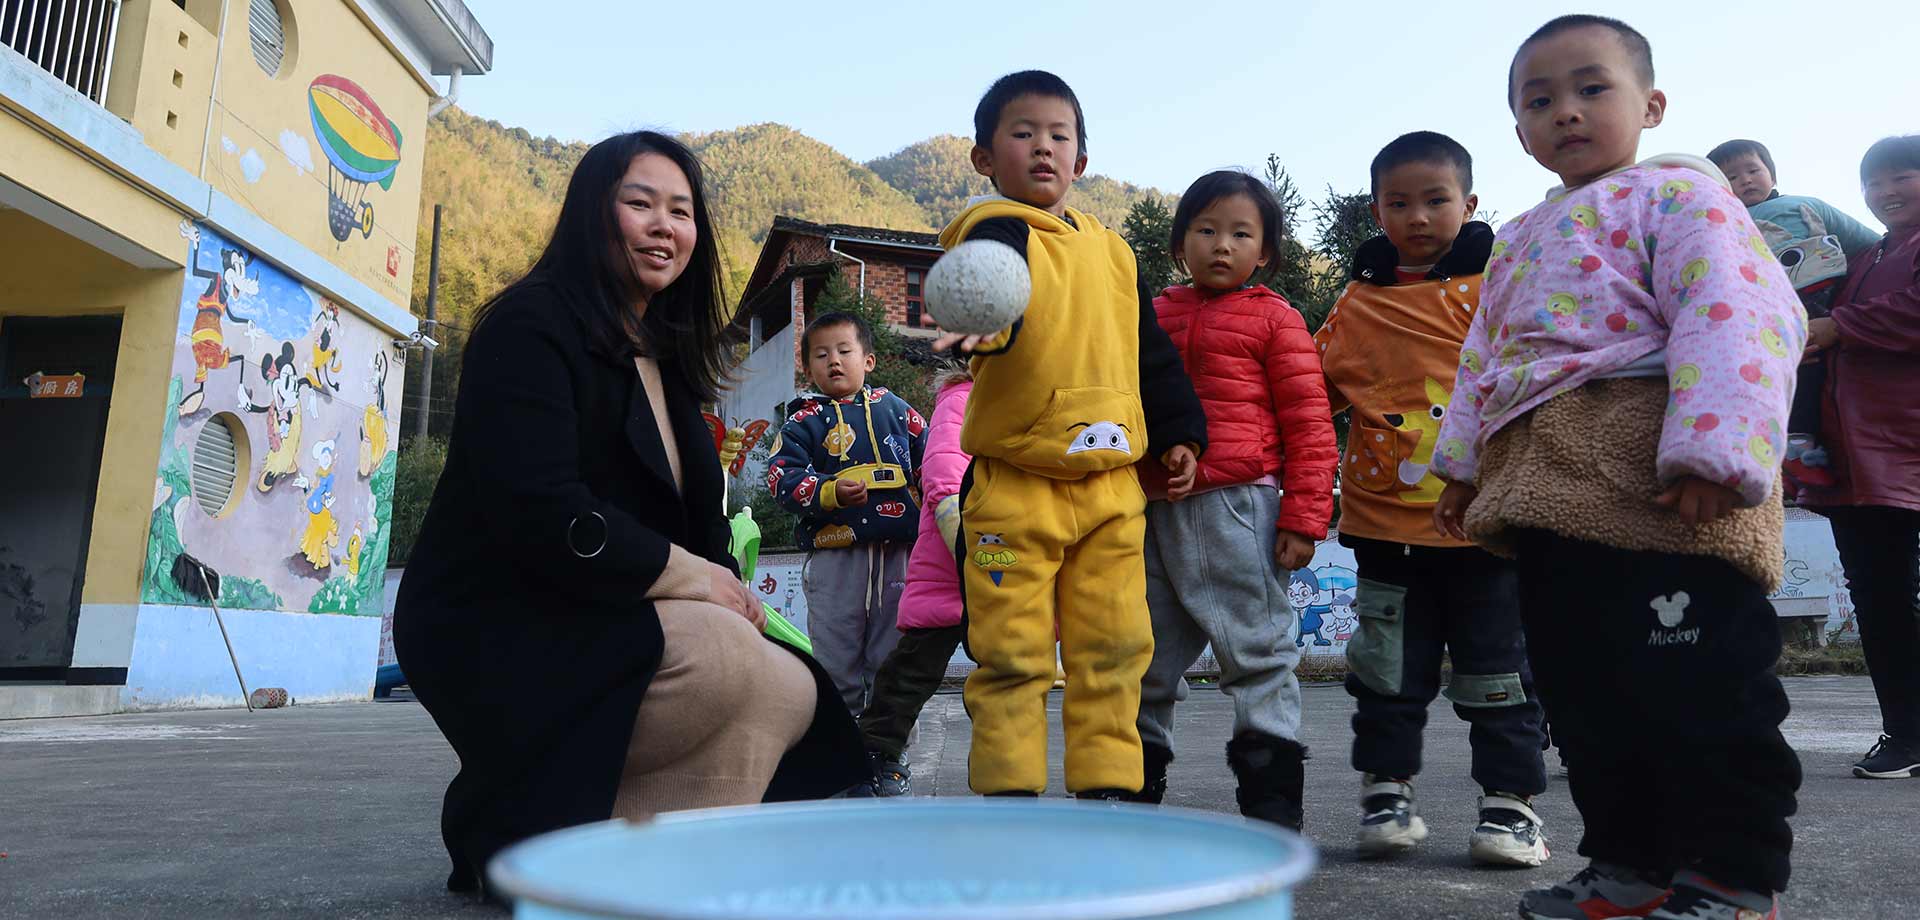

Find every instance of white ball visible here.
[924,240,1031,336]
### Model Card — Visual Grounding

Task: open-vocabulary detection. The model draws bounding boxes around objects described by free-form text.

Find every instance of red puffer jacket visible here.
[1141,284,1338,538]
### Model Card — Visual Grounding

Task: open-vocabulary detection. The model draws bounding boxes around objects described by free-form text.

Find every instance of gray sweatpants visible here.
[803,543,907,717]
[1138,484,1304,751]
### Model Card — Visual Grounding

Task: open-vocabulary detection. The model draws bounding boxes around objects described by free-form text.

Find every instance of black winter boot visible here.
[1126,742,1174,804]
[1226,731,1308,831]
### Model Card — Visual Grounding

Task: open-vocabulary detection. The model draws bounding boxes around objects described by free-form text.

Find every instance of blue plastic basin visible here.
[490,799,1314,919]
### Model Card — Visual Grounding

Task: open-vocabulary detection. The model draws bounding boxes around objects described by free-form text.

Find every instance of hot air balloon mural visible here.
[307,74,403,243]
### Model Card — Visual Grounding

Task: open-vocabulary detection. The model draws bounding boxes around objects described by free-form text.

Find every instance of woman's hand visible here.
[1162,444,1199,501]
[1803,317,1840,360]
[1274,530,1316,571]
[1433,481,1478,541]
[706,562,763,629]
[1656,476,1739,527]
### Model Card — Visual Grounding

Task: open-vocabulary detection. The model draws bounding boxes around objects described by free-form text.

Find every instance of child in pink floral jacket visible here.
[1431,14,1807,919]
[1432,157,1804,509]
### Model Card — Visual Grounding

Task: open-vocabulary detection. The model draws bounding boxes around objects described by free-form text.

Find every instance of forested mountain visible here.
[685,122,936,291]
[400,108,1178,438]
[411,111,1178,321]
[866,134,1178,229]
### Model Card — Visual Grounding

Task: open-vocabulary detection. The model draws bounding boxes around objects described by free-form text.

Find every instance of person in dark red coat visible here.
[1801,135,1920,781]
[1130,170,1338,829]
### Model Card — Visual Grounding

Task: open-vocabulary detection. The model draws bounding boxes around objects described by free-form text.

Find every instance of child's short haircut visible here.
[1370,131,1474,199]
[1168,170,1286,276]
[973,70,1088,156]
[803,311,875,355]
[1706,139,1776,180]
[1508,14,1654,107]
[1860,135,1920,183]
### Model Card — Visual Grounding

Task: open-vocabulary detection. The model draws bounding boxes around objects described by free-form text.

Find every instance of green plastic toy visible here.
[729,507,812,656]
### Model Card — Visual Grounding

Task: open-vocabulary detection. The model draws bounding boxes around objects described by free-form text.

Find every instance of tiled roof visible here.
[770,216,941,250]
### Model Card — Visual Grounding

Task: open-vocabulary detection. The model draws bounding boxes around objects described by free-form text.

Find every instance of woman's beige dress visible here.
[612,356,817,820]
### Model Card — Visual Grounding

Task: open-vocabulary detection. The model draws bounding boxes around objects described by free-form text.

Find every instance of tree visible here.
[1296,187,1380,331]
[1122,197,1177,294]
[1261,155,1319,314]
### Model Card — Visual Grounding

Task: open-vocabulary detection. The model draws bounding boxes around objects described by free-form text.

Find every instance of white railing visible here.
[1,0,122,104]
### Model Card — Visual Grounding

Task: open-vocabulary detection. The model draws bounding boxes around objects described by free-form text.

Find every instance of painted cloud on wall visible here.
[240,149,267,184]
[279,129,315,176]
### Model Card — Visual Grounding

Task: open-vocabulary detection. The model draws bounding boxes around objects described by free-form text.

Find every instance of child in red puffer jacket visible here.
[1130,170,1338,829]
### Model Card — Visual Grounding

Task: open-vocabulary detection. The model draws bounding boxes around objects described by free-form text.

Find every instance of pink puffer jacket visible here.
[897,381,971,631]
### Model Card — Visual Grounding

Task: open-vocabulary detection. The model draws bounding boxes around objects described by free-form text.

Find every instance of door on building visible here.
[0,316,120,680]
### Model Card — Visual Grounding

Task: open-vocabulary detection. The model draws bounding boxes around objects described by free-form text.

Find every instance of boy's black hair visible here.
[1508,14,1654,108]
[973,70,1088,157]
[803,311,875,357]
[1168,171,1285,280]
[1370,131,1474,199]
[1860,135,1920,184]
[1707,139,1776,181]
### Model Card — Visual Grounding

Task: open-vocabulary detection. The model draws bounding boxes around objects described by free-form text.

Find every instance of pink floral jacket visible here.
[1433,157,1808,507]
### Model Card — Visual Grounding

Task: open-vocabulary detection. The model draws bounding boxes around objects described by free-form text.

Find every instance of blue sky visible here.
[456,0,1913,240]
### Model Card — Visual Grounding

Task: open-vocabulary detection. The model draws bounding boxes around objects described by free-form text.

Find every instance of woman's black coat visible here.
[393,282,866,891]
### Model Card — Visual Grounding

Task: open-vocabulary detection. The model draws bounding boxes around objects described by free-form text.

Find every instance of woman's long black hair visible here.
[476,130,734,402]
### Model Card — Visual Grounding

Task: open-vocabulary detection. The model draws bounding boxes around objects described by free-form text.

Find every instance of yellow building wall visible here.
[103,0,220,170]
[198,0,432,308]
[0,211,180,607]
[0,119,189,268]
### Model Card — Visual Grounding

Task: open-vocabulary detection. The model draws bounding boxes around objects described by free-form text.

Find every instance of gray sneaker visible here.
[1469,792,1550,867]
[1518,861,1672,919]
[1645,871,1777,919]
[873,754,911,797]
[1355,775,1427,858]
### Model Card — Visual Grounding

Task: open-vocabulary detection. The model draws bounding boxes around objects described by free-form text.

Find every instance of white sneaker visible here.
[1470,791,1551,867]
[1355,775,1428,858]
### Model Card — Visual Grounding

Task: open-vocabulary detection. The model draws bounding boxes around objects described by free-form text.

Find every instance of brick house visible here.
[719,217,944,475]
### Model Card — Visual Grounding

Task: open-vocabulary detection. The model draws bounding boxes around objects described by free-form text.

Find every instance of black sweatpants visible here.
[1789,359,1826,436]
[1345,538,1547,796]
[1825,505,1920,740]
[1515,530,1801,894]
[856,624,967,761]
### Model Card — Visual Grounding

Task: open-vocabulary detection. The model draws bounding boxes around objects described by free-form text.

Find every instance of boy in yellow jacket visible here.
[935,71,1207,797]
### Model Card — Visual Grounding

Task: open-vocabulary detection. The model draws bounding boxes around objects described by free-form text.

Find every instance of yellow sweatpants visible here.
[961,457,1151,794]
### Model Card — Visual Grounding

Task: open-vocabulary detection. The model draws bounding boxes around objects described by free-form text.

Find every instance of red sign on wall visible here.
[25,372,85,399]
[387,246,401,277]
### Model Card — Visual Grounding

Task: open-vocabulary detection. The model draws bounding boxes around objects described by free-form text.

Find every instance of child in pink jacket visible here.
[850,364,972,796]
[1432,15,1806,918]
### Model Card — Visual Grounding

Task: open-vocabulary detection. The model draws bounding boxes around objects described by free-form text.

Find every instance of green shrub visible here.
[388,436,448,566]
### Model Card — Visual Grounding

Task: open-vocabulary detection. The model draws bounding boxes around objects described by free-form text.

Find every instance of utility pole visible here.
[416,204,442,441]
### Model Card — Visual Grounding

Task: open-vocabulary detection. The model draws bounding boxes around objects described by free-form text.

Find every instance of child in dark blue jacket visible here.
[767,312,928,716]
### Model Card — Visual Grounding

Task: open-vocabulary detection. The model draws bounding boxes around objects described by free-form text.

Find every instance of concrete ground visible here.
[0,676,1913,919]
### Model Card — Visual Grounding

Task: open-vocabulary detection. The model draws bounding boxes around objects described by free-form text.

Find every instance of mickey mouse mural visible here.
[147,224,404,618]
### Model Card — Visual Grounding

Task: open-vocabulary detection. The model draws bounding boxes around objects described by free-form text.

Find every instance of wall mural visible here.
[143,222,401,616]
[307,74,403,243]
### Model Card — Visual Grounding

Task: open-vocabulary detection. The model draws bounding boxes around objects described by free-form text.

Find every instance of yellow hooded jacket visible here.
[939,199,1150,478]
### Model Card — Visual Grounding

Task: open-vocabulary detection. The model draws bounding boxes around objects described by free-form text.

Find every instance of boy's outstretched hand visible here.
[1433,481,1477,541]
[1275,530,1315,571]
[1656,476,1739,527]
[1162,444,1199,500]
[932,327,1009,354]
